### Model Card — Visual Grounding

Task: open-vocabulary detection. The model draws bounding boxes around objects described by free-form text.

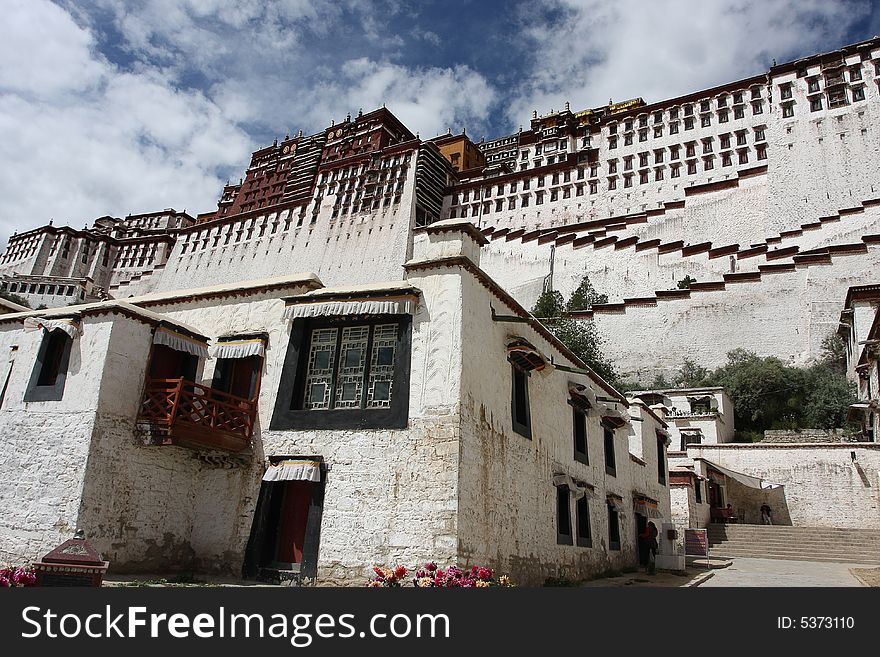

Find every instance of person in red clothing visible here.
[638,522,659,575]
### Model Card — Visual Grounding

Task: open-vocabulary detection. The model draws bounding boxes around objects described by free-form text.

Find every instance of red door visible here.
[275,481,312,565]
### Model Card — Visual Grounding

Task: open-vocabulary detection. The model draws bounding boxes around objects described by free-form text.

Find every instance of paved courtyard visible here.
[699,558,871,587]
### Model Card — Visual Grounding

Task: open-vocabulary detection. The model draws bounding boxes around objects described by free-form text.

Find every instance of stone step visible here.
[709,551,880,565]
[709,543,880,559]
[709,541,880,554]
[707,528,880,539]
[707,523,880,533]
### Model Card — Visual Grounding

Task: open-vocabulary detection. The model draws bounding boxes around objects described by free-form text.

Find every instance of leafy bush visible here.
[531,277,617,383]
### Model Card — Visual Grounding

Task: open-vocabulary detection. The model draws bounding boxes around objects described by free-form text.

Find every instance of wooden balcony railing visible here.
[138,378,256,453]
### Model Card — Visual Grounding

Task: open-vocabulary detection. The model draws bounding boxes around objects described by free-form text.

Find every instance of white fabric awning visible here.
[153,326,208,358]
[606,495,626,514]
[284,297,416,319]
[263,459,322,482]
[701,459,768,490]
[601,404,630,428]
[209,337,266,359]
[633,497,663,518]
[24,316,82,339]
[552,473,595,500]
[569,383,597,409]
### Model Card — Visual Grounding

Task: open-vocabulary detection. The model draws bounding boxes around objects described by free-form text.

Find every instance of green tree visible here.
[802,366,857,428]
[531,290,565,319]
[673,358,711,388]
[565,274,608,312]
[816,333,847,376]
[530,285,617,382]
[677,275,696,289]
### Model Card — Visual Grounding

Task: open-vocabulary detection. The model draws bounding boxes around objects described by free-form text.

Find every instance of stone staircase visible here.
[707,524,880,565]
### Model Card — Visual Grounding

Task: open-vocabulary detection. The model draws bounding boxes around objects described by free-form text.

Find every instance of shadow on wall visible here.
[724,476,791,526]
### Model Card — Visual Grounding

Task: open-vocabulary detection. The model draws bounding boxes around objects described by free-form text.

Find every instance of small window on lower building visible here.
[604,424,616,476]
[695,480,703,504]
[576,496,592,547]
[511,364,532,439]
[24,329,73,402]
[607,503,621,550]
[573,407,588,464]
[557,485,573,545]
[657,432,667,485]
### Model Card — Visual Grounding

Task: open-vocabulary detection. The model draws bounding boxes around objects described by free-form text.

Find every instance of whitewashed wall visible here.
[689,443,880,529]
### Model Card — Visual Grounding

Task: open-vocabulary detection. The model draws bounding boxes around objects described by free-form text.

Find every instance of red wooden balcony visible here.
[137,378,256,453]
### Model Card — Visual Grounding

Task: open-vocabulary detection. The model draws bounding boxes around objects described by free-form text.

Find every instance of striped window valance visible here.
[506,337,547,372]
[569,383,597,411]
[23,316,82,339]
[606,494,626,514]
[633,496,663,518]
[262,459,322,482]
[552,473,595,500]
[153,326,208,358]
[283,296,417,320]
[209,336,267,359]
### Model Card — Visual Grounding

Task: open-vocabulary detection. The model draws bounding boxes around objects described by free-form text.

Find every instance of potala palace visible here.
[0,37,878,584]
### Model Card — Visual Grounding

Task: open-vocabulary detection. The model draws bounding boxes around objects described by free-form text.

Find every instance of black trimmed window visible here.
[271,315,411,430]
[657,432,667,485]
[511,363,532,439]
[25,330,73,402]
[603,423,616,476]
[694,479,703,504]
[607,502,621,550]
[556,485,573,545]
[576,496,592,547]
[573,406,588,464]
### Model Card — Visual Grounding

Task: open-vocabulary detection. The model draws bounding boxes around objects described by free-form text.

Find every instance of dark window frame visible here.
[657,433,667,485]
[270,314,412,430]
[24,329,74,402]
[556,486,573,545]
[511,363,532,439]
[607,503,621,550]
[576,495,592,548]
[572,405,589,464]
[603,423,617,476]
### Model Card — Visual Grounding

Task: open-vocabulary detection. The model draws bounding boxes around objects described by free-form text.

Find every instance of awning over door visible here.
[153,325,209,358]
[210,335,267,359]
[700,458,782,490]
[24,315,82,339]
[262,459,322,482]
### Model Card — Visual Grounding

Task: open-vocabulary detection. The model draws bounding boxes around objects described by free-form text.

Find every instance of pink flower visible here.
[0,576,9,588]
[425,562,437,572]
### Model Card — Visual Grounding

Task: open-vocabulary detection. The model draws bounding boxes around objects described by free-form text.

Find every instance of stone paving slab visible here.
[698,557,872,587]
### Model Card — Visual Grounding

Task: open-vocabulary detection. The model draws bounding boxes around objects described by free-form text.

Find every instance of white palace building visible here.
[1,37,880,582]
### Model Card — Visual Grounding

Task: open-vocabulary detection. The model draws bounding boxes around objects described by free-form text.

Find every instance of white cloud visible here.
[506,0,871,125]
[0,0,254,247]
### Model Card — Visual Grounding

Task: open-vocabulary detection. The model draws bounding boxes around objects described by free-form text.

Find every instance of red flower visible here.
[425,561,437,572]
[393,565,407,579]
[477,567,492,581]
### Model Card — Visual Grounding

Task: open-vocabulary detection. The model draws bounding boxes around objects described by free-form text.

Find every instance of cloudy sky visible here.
[1,0,879,246]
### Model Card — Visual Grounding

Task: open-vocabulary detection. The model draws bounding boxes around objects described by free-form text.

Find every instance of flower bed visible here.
[1,566,37,587]
[367,562,513,588]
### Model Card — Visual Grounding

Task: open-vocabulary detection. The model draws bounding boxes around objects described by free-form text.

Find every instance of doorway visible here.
[212,355,262,400]
[635,512,648,565]
[243,472,325,581]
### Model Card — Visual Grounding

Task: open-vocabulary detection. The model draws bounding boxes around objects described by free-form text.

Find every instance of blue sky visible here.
[1,0,879,245]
